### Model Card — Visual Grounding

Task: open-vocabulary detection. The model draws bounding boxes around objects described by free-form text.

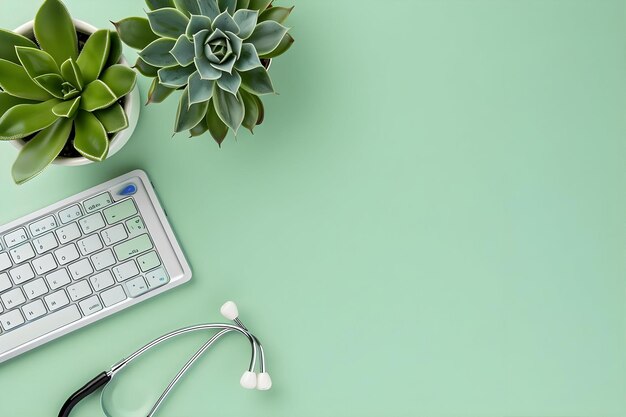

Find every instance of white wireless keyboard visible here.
[0,170,191,363]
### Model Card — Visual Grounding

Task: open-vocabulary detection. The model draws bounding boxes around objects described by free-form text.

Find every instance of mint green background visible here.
[0,0,625,415]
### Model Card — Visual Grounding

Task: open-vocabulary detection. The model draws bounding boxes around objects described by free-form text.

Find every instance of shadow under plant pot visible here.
[10,19,140,168]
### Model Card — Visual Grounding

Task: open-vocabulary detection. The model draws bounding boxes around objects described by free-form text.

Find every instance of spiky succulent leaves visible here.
[116,0,293,141]
[0,0,137,183]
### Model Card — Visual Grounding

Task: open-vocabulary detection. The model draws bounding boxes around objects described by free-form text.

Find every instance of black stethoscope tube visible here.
[58,371,111,417]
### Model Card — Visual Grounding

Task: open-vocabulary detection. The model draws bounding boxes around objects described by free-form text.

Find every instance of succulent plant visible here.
[115,0,293,144]
[0,0,137,184]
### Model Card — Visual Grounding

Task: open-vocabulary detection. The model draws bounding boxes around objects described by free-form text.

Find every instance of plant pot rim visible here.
[10,18,140,167]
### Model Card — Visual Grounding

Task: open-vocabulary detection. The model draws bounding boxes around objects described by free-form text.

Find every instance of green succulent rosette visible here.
[115,0,293,144]
[0,0,136,184]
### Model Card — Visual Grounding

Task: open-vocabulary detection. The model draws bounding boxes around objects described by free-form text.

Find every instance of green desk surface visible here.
[0,0,625,415]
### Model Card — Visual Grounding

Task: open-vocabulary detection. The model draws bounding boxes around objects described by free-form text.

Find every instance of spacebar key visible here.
[0,305,81,355]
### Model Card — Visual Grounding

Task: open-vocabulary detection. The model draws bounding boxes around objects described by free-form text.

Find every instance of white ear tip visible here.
[256,372,272,390]
[220,301,239,320]
[240,371,257,389]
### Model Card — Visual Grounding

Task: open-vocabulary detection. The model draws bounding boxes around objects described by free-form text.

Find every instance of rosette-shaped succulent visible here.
[115,0,293,144]
[0,0,136,184]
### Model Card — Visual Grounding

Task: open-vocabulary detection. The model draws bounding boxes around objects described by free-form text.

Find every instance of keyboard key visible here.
[103,199,137,224]
[112,260,139,282]
[45,269,71,290]
[84,192,113,213]
[59,205,82,224]
[0,273,11,292]
[146,267,169,289]
[77,234,103,256]
[125,276,148,298]
[9,264,35,285]
[23,278,48,300]
[33,232,59,254]
[91,249,116,271]
[100,285,127,307]
[79,213,106,234]
[9,242,35,264]
[101,224,128,246]
[90,270,115,291]
[44,290,70,311]
[125,216,146,237]
[1,288,26,309]
[29,216,57,237]
[0,309,24,331]
[0,305,81,352]
[114,234,153,261]
[54,244,80,265]
[79,295,103,316]
[0,253,11,272]
[22,299,46,321]
[137,251,161,272]
[32,253,57,275]
[56,222,81,244]
[67,280,92,301]
[4,228,28,248]
[68,259,93,280]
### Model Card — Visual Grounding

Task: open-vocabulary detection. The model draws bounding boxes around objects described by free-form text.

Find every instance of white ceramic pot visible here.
[10,19,140,166]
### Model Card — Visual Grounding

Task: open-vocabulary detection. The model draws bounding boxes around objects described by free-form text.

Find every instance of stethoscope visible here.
[58,301,271,417]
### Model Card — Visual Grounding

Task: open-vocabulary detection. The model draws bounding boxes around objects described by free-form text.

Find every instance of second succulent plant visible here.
[115,0,294,144]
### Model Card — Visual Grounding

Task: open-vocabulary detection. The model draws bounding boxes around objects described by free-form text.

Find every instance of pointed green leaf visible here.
[158,65,196,88]
[174,88,209,133]
[197,0,220,20]
[100,65,137,99]
[174,0,201,16]
[253,93,264,124]
[107,30,123,67]
[170,35,195,67]
[186,15,213,38]
[15,46,60,80]
[139,38,178,67]
[77,30,110,84]
[235,43,262,71]
[134,57,159,77]
[147,8,190,39]
[236,0,250,10]
[74,110,109,161]
[60,58,84,90]
[213,83,244,132]
[206,98,228,145]
[218,0,236,15]
[146,78,176,104]
[240,89,258,132]
[247,21,289,55]
[52,96,80,118]
[259,32,293,59]
[0,93,36,115]
[212,11,239,35]
[240,66,274,95]
[188,71,214,105]
[0,98,60,140]
[0,29,38,64]
[94,103,128,133]
[34,0,78,65]
[216,70,241,95]
[12,117,73,184]
[0,59,51,100]
[189,117,209,137]
[194,56,222,80]
[233,10,258,39]
[247,0,272,11]
[113,17,159,50]
[33,74,65,98]
[145,0,175,9]
[80,80,118,112]
[259,6,293,24]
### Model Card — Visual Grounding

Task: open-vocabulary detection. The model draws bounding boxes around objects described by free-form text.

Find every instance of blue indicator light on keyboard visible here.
[119,184,137,196]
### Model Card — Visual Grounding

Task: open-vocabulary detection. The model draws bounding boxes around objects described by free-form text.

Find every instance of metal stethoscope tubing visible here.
[58,301,271,417]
